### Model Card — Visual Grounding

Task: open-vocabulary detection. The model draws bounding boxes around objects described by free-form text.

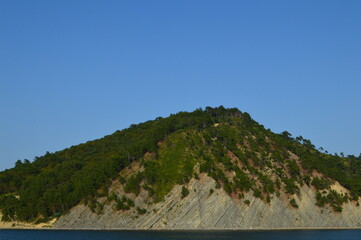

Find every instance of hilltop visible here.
[1,106,360,229]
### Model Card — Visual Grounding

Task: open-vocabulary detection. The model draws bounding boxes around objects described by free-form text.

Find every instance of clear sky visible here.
[1,0,360,171]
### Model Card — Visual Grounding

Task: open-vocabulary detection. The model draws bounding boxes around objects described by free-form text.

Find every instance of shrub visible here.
[136,207,147,215]
[311,176,330,190]
[224,182,233,195]
[266,195,271,203]
[283,178,300,195]
[115,196,134,211]
[181,186,189,199]
[315,191,327,207]
[289,198,299,208]
[253,188,262,200]
[303,175,311,186]
[124,173,143,196]
[287,160,300,177]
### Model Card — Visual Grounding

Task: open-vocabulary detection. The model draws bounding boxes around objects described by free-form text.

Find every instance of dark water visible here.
[0,230,360,240]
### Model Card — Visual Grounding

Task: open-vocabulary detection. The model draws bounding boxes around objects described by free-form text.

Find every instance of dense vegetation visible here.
[0,106,360,222]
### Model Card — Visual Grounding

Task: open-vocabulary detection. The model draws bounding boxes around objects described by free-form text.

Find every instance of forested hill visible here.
[0,106,360,224]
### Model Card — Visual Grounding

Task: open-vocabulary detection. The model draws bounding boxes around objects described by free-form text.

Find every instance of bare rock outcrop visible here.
[54,174,361,229]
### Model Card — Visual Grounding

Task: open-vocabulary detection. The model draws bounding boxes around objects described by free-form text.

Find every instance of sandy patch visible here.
[0,213,55,229]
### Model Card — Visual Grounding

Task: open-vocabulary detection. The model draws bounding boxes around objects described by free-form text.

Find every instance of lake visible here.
[0,229,360,240]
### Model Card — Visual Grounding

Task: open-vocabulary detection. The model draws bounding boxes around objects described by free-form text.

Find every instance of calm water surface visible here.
[0,229,360,240]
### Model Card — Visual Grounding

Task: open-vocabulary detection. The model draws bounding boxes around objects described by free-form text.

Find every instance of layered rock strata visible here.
[54,174,361,229]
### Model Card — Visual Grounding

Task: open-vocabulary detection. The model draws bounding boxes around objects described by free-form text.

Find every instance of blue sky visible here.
[1,0,360,170]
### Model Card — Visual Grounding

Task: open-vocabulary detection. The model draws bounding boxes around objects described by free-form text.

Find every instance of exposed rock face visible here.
[54,174,361,229]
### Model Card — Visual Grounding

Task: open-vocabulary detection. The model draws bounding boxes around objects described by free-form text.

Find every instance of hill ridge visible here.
[0,106,360,228]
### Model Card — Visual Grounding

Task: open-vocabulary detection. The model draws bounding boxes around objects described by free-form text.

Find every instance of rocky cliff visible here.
[54,174,361,229]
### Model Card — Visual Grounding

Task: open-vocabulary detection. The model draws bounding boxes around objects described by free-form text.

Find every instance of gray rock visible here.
[54,174,361,229]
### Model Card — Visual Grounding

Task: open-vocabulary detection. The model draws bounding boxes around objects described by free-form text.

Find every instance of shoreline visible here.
[1,227,361,231]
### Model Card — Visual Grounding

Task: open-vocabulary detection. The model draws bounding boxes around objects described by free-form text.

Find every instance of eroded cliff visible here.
[54,174,361,229]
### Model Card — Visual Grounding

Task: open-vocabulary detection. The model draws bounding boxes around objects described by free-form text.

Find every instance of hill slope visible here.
[0,106,360,229]
[54,174,360,229]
